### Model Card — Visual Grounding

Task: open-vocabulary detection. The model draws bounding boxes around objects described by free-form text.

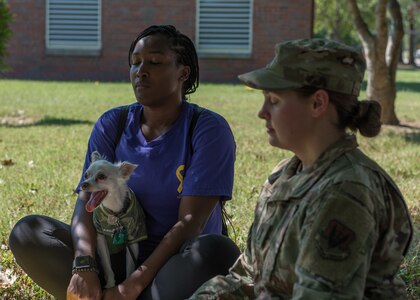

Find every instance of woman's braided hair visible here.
[128,25,199,100]
[295,87,382,137]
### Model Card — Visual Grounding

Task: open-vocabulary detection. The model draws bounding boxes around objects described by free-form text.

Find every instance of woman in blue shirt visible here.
[9,25,239,300]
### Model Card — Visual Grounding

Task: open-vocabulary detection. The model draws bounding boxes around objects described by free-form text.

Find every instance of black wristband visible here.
[72,255,98,273]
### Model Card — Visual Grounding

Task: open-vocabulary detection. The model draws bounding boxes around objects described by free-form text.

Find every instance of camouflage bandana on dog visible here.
[93,188,147,254]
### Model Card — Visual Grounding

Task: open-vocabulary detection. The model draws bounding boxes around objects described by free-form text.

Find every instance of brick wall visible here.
[4,0,313,83]
[200,0,314,82]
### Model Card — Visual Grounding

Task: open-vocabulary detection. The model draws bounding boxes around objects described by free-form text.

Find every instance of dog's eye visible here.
[97,173,107,180]
[84,172,89,179]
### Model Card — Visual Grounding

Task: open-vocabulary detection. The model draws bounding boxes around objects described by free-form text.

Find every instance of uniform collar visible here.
[268,134,358,201]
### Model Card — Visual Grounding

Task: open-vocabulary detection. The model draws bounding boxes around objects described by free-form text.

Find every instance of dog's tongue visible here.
[85,191,107,212]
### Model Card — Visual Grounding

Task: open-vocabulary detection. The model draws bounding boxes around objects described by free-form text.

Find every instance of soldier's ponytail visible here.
[295,87,382,137]
[347,100,381,137]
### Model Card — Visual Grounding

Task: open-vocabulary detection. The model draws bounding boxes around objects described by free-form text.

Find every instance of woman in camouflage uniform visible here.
[190,39,413,299]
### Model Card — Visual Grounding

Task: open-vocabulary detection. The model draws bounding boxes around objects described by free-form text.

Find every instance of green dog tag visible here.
[112,229,128,245]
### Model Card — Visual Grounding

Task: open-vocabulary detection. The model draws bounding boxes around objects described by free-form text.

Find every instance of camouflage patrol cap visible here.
[238,38,366,96]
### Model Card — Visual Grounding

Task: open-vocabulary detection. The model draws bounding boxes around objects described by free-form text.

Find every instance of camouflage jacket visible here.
[191,135,412,299]
[93,188,147,254]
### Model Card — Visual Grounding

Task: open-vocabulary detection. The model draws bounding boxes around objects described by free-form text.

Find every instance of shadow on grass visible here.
[360,80,420,93]
[0,115,93,127]
[383,124,420,144]
[396,82,420,93]
[401,131,420,144]
[34,117,93,126]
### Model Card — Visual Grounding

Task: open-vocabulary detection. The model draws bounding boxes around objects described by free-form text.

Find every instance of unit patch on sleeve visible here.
[316,219,356,261]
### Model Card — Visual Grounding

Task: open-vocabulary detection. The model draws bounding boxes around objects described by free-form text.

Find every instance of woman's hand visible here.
[66,271,102,300]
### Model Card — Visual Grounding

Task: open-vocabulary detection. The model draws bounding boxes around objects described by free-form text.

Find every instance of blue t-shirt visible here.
[76,101,235,261]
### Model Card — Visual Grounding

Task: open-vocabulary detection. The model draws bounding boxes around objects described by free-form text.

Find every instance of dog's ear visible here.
[91,151,102,163]
[119,162,137,179]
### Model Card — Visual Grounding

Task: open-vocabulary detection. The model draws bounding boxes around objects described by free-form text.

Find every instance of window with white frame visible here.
[196,0,253,56]
[46,0,101,55]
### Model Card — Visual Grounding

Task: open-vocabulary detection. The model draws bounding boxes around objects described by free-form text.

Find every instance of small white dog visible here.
[81,151,147,288]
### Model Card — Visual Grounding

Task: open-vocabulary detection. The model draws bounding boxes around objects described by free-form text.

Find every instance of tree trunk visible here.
[408,2,420,66]
[408,20,415,65]
[367,62,399,124]
[348,0,402,125]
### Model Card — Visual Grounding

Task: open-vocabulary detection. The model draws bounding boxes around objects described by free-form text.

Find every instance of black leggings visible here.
[8,215,240,300]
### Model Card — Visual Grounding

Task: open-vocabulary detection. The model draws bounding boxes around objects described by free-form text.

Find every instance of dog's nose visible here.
[81,182,89,190]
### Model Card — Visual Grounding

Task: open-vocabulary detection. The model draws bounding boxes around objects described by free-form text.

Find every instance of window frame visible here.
[45,0,102,56]
[196,0,253,58]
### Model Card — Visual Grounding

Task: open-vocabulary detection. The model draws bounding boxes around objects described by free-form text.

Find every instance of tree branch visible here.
[347,0,373,44]
[387,0,404,75]
[375,0,389,53]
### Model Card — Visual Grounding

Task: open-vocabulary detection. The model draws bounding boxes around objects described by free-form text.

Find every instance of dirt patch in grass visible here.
[0,111,39,126]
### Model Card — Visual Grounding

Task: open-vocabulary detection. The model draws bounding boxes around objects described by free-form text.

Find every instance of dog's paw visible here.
[104,278,115,289]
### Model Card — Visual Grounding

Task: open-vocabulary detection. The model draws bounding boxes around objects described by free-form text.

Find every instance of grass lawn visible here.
[0,68,419,299]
